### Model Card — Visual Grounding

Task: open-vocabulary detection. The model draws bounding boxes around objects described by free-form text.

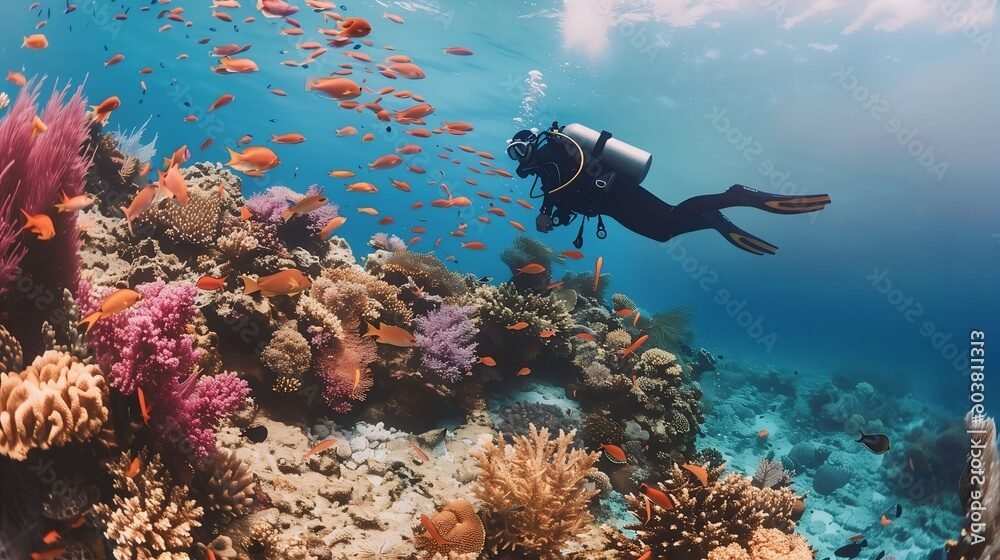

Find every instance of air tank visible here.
[561,123,653,184]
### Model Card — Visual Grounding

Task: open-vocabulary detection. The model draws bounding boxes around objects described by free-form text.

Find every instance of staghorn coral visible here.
[372,250,468,298]
[95,451,203,559]
[474,425,599,558]
[635,348,682,379]
[620,464,801,558]
[0,324,22,372]
[469,283,573,363]
[203,448,256,521]
[415,499,486,557]
[261,322,312,392]
[0,81,91,355]
[413,305,478,384]
[0,351,108,460]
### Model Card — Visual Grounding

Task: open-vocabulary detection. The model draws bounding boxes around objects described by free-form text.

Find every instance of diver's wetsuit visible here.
[516,134,831,255]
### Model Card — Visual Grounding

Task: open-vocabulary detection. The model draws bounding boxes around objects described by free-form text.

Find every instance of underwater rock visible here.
[783,441,830,472]
[496,400,579,440]
[812,463,851,495]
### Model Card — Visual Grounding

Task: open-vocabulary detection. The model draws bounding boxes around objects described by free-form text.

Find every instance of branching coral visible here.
[415,499,486,557]
[0,324,22,372]
[707,528,813,560]
[634,348,682,379]
[413,305,478,384]
[40,288,90,361]
[137,173,228,246]
[373,250,468,298]
[83,281,248,459]
[473,425,599,558]
[203,448,256,521]
[0,82,90,354]
[0,351,108,460]
[620,464,802,558]
[95,451,203,559]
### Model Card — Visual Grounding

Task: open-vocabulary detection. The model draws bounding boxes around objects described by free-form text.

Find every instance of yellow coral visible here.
[708,544,751,560]
[0,351,109,460]
[473,425,599,559]
[745,528,812,559]
[95,451,203,559]
[605,329,632,350]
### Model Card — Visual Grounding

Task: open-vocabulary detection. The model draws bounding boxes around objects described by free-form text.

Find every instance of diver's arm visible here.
[536,198,554,233]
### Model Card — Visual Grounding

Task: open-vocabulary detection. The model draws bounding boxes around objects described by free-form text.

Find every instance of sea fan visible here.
[111,116,158,165]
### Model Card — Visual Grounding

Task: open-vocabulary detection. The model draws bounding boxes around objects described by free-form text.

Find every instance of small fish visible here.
[196,275,227,291]
[833,539,867,558]
[758,429,769,439]
[637,548,652,560]
[680,463,709,487]
[506,322,529,331]
[479,356,497,367]
[6,71,26,87]
[616,308,634,317]
[639,483,673,510]
[620,334,649,358]
[547,281,564,290]
[409,440,430,462]
[560,250,584,260]
[30,549,65,559]
[575,332,596,341]
[539,329,557,338]
[124,456,141,478]
[80,289,142,332]
[303,438,337,460]
[281,195,328,221]
[242,269,311,297]
[364,322,417,347]
[443,46,474,56]
[137,387,151,424]
[208,93,234,111]
[30,115,47,138]
[420,514,453,547]
[271,132,306,144]
[242,424,268,443]
[329,170,356,178]
[517,263,546,275]
[593,256,603,293]
[319,216,347,238]
[516,367,531,376]
[460,241,485,250]
[600,443,627,464]
[22,34,49,49]
[42,529,60,545]
[880,514,891,526]
[856,432,891,455]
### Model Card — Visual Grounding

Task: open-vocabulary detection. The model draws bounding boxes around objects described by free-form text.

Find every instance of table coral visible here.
[474,424,599,558]
[0,350,109,460]
[95,451,203,559]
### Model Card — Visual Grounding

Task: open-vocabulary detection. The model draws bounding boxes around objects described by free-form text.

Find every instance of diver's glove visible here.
[535,213,553,233]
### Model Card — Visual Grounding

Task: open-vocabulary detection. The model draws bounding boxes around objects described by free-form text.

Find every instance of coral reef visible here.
[414,304,478,384]
[0,350,108,460]
[474,425,599,558]
[415,499,486,556]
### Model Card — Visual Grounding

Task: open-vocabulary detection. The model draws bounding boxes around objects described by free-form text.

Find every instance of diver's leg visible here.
[667,211,779,255]
[671,184,831,216]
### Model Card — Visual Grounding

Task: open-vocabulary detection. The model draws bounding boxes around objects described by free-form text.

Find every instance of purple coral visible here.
[245,184,339,231]
[82,281,248,460]
[414,304,478,384]
[0,81,90,351]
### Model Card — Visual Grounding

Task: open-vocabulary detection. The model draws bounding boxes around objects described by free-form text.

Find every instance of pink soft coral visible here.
[316,334,376,413]
[82,281,248,459]
[0,80,90,351]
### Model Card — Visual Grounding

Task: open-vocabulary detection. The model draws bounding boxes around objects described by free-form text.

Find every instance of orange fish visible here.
[226,146,280,174]
[238,135,253,145]
[242,269,311,297]
[516,199,533,210]
[364,322,417,347]
[479,356,497,367]
[509,220,526,232]
[20,210,55,240]
[329,170,356,178]
[357,207,379,215]
[594,256,603,293]
[640,483,673,510]
[575,332,595,341]
[336,126,358,137]
[208,93,234,111]
[196,275,227,291]
[506,322,529,331]
[600,443,627,464]
[681,464,709,487]
[137,386,151,424]
[319,216,347,238]
[486,207,506,217]
[420,514,452,546]
[163,145,191,169]
[616,309,634,317]
[849,534,865,542]
[104,54,125,67]
[338,17,372,37]
[31,115,48,138]
[306,76,362,100]
[159,165,189,205]
[346,182,378,193]
[303,438,337,460]
[6,71,26,87]
[30,549,65,560]
[270,88,288,96]
[561,250,584,260]
[758,429,769,439]
[42,529,60,545]
[389,179,411,192]
[637,548,652,560]
[881,514,891,526]
[213,56,258,74]
[516,367,531,376]
[460,241,485,250]
[517,263,546,275]
[90,96,122,124]
[124,456,141,478]
[120,185,160,234]
[620,334,649,358]
[22,34,49,49]
[633,311,641,327]
[240,206,253,221]
[369,154,403,170]
[378,216,395,225]
[443,46,474,56]
[409,440,430,462]
[67,517,86,529]
[271,132,306,144]
[539,329,557,338]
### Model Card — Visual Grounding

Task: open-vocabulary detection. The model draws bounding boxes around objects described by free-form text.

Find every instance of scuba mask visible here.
[506,129,538,161]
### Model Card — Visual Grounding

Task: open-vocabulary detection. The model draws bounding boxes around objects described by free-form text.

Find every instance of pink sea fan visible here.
[82,280,248,460]
[0,80,90,351]
[316,334,377,413]
[414,304,478,384]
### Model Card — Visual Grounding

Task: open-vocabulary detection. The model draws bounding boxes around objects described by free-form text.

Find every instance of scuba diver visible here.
[506,122,831,255]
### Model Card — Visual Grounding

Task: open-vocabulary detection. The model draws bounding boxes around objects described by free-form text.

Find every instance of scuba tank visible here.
[561,123,652,184]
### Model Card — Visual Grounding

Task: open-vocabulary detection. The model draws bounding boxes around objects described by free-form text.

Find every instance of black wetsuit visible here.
[516,131,831,255]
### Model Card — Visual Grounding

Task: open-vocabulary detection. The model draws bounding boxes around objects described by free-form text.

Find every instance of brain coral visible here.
[0,351,109,460]
[416,499,486,556]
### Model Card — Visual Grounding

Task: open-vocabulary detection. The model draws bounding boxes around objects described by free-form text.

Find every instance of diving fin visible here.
[728,184,831,215]
[705,211,779,256]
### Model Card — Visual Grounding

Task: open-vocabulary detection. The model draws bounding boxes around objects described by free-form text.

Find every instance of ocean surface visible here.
[1,1,997,558]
